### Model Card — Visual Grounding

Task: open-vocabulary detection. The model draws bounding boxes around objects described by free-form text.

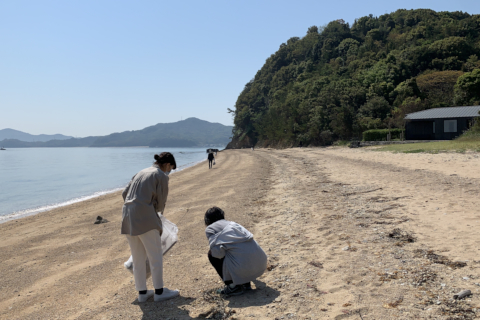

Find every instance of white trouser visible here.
[126,229,164,291]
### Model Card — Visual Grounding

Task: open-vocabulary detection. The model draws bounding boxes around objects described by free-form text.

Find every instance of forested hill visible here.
[90,117,232,147]
[227,9,480,148]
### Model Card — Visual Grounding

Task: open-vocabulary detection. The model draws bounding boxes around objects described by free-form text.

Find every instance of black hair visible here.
[154,152,177,170]
[204,207,225,226]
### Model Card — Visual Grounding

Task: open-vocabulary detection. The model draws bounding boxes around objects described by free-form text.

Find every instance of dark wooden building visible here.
[405,106,480,140]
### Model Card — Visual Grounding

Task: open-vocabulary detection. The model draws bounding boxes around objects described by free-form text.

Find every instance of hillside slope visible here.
[227,9,480,148]
[90,118,232,147]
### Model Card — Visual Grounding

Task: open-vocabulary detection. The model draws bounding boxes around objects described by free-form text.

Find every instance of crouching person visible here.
[204,207,267,296]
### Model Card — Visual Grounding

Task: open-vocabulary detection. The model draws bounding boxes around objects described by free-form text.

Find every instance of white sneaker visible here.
[138,290,154,303]
[154,288,179,302]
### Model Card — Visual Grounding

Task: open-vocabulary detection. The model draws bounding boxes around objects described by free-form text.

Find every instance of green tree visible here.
[392,97,429,128]
[391,78,422,107]
[416,70,463,107]
[454,69,480,105]
[307,26,319,34]
[358,96,391,119]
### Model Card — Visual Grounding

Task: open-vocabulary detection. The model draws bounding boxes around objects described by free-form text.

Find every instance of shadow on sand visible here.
[225,280,280,308]
[135,295,196,320]
[135,280,279,319]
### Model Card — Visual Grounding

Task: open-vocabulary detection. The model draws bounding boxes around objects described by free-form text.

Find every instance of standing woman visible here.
[121,152,179,303]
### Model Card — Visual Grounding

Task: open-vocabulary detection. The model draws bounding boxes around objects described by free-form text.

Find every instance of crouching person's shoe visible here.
[218,284,244,296]
[154,288,179,302]
[242,282,253,291]
[138,290,154,303]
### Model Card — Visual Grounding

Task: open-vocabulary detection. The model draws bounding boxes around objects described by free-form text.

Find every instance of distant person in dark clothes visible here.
[204,207,267,296]
[208,152,215,169]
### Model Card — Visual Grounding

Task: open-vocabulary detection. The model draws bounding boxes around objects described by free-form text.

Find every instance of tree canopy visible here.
[227,9,480,148]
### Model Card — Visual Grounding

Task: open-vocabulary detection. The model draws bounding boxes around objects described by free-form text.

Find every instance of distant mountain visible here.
[0,137,99,148]
[0,128,73,142]
[90,118,232,147]
[0,118,232,148]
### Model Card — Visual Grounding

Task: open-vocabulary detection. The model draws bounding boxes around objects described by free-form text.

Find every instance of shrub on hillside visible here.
[416,70,463,108]
[319,130,333,145]
[454,69,480,106]
[457,112,480,141]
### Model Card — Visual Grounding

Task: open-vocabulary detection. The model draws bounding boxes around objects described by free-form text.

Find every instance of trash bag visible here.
[213,159,216,165]
[124,214,178,278]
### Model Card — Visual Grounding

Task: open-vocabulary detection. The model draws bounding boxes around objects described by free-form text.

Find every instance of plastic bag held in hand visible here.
[124,214,178,278]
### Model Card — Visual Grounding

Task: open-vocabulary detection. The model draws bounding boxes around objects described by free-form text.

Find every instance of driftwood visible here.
[342,188,383,197]
[453,289,471,299]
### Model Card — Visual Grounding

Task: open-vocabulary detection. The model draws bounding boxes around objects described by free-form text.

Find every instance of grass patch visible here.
[374,138,480,153]
[333,140,350,147]
[402,149,425,153]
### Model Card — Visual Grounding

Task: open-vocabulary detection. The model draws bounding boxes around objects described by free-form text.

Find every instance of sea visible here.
[0,147,219,222]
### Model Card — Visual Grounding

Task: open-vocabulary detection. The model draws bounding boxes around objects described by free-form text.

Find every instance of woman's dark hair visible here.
[204,207,225,226]
[154,152,177,170]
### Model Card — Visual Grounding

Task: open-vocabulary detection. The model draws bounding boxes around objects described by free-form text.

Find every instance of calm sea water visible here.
[0,147,219,222]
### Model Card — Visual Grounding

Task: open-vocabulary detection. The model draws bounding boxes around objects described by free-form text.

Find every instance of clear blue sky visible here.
[1,0,478,137]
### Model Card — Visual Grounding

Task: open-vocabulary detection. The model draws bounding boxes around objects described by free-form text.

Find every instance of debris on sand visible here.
[388,228,415,243]
[93,216,108,224]
[411,267,437,287]
[383,298,403,309]
[414,249,467,269]
[308,261,323,268]
[342,245,357,251]
[378,271,399,282]
[454,290,472,300]
[441,300,476,319]
[198,290,235,319]
[267,261,278,271]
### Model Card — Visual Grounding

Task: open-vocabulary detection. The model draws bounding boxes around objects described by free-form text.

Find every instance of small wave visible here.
[170,158,206,175]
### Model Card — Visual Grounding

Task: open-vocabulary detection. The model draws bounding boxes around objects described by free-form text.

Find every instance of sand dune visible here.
[1,148,479,319]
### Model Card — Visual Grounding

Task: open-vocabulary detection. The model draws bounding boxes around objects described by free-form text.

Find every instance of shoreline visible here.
[0,158,207,224]
[0,187,124,224]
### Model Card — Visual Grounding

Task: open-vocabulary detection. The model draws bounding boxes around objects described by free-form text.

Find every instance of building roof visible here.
[405,106,480,120]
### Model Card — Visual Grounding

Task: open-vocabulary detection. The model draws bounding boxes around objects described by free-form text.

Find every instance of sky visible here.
[0,0,479,137]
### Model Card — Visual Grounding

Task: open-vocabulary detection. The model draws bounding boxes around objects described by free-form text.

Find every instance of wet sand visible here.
[1,148,480,319]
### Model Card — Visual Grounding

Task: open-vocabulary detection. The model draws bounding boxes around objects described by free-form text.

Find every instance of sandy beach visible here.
[1,148,480,320]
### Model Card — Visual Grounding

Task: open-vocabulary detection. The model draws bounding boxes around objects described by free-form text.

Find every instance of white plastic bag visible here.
[124,214,178,278]
[159,214,179,255]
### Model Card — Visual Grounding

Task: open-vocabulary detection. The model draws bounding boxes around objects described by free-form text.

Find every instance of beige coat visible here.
[121,164,168,236]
